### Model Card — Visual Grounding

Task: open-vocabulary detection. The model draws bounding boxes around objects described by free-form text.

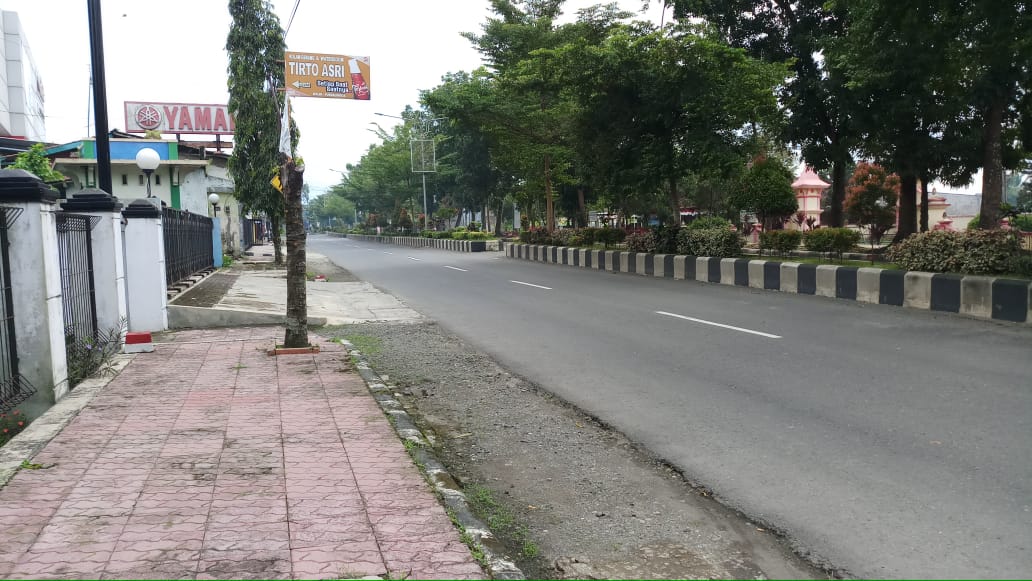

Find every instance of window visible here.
[121,174,127,185]
[155,174,161,185]
[138,175,144,185]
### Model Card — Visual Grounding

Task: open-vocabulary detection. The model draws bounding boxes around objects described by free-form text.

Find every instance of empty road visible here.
[310,235,1032,579]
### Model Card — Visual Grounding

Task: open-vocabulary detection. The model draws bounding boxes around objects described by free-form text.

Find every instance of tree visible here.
[729,156,797,230]
[281,155,307,348]
[558,23,786,226]
[952,0,1032,229]
[11,144,64,183]
[844,162,899,247]
[227,0,288,263]
[674,0,857,228]
[827,0,975,242]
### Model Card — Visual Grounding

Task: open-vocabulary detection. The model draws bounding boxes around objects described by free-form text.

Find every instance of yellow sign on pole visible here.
[271,174,282,192]
[284,51,371,100]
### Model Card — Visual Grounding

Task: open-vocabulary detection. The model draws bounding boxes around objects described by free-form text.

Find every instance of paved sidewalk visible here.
[0,328,483,580]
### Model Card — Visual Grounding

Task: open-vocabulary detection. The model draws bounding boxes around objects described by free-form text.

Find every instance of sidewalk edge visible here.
[0,355,134,488]
[341,339,526,581]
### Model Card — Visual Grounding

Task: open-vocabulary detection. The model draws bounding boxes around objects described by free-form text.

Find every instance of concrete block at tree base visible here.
[856,268,882,304]
[720,258,736,285]
[748,260,766,289]
[960,276,994,320]
[904,271,934,310]
[780,263,800,293]
[816,265,838,298]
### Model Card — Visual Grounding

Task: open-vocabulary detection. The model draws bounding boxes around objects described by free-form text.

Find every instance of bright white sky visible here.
[2,0,669,196]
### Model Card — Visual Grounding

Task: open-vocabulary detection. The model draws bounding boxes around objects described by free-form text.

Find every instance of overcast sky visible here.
[2,0,669,196]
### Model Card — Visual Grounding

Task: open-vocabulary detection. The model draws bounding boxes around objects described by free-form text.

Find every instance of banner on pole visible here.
[285,51,371,100]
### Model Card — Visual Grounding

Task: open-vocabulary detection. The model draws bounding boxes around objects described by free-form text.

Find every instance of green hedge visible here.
[759,230,802,256]
[676,228,742,258]
[887,230,1022,275]
[804,228,861,257]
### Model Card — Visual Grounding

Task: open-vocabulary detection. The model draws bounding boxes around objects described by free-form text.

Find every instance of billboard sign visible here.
[125,101,234,135]
[285,52,370,100]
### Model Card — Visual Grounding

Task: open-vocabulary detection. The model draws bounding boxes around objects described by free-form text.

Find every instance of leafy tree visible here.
[11,143,64,183]
[728,156,797,230]
[950,0,1032,229]
[226,0,289,263]
[844,162,899,247]
[557,22,786,225]
[674,0,856,228]
[828,0,971,242]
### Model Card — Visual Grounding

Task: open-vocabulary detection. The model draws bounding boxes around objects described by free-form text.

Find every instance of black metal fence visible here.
[163,207,213,286]
[55,212,100,390]
[242,217,256,250]
[0,207,35,412]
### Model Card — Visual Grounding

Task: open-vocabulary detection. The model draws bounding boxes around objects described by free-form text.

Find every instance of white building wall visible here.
[179,168,209,215]
[2,11,44,140]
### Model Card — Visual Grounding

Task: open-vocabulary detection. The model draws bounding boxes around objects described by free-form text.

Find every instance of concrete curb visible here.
[340,340,525,580]
[504,242,1032,324]
[344,233,500,252]
[167,304,329,329]
[0,355,134,488]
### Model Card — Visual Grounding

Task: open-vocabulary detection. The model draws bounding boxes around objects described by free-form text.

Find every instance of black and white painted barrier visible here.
[343,233,496,252]
[506,243,1032,324]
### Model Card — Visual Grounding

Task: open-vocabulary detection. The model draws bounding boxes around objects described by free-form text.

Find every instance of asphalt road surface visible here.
[310,235,1032,579]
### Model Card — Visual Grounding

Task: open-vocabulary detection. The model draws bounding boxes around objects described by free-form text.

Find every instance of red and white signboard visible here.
[124,101,235,135]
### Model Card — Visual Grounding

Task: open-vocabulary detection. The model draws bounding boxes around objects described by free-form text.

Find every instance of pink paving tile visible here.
[196,549,293,580]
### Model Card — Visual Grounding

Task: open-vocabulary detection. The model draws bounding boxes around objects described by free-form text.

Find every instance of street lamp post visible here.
[135,148,160,198]
[208,193,221,216]
[373,113,444,231]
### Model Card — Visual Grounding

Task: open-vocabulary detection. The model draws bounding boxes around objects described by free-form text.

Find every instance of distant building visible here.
[0,11,45,141]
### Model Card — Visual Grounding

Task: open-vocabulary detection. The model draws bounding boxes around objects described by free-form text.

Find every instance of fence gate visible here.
[163,208,213,286]
[0,207,35,412]
[55,213,100,364]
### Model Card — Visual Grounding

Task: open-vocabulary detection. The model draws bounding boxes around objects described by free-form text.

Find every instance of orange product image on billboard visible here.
[284,51,371,100]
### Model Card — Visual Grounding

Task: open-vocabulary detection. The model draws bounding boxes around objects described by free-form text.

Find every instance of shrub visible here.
[465,231,491,241]
[967,214,981,230]
[759,229,802,256]
[888,230,1020,274]
[0,410,28,447]
[1006,253,1032,277]
[651,225,681,254]
[676,228,743,257]
[451,231,469,240]
[805,227,862,258]
[1010,214,1032,232]
[552,229,581,247]
[960,229,1021,274]
[626,230,658,253]
[594,227,626,248]
[686,215,732,231]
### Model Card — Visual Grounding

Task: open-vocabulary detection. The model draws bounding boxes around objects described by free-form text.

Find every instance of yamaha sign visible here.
[124,101,235,135]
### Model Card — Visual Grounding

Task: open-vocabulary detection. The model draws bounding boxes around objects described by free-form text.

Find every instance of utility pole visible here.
[87,0,112,194]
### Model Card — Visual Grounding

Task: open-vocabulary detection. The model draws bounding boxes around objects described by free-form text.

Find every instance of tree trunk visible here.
[920,177,929,232]
[282,159,308,348]
[495,198,504,235]
[577,187,587,228]
[893,173,918,243]
[668,176,680,226]
[828,160,847,228]
[271,214,283,264]
[544,155,555,232]
[978,100,1005,229]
